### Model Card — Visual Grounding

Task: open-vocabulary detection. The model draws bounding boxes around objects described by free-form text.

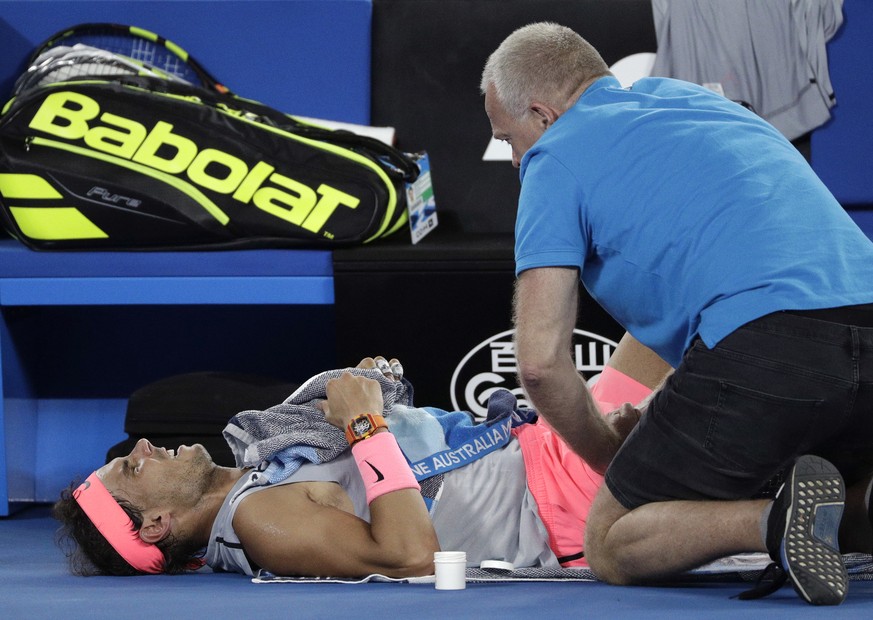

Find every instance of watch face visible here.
[352,417,373,436]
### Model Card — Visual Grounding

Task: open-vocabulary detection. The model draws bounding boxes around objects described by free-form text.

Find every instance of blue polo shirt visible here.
[515,76,873,367]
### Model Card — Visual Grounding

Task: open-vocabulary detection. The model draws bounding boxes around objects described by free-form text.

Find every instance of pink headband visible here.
[73,472,165,574]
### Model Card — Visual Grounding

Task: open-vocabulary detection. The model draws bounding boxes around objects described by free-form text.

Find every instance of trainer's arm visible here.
[514,267,621,473]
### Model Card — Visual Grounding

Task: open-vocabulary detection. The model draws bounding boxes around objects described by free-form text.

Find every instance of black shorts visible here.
[605,306,873,510]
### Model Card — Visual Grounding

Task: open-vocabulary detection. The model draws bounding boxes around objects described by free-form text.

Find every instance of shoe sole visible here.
[779,455,848,605]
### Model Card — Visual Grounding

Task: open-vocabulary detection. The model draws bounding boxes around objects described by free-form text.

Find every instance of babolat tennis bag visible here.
[0,23,420,250]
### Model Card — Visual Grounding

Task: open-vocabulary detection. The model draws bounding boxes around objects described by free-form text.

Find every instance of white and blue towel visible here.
[222,367,535,484]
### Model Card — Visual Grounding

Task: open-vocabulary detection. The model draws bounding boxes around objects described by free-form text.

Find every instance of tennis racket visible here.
[25,23,229,94]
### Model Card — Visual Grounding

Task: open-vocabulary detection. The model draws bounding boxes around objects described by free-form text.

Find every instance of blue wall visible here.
[810,0,873,207]
[0,0,372,123]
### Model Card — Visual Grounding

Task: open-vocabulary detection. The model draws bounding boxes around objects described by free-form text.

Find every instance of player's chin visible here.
[178,443,213,462]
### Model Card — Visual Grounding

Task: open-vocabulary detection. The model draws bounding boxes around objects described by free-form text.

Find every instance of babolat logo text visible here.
[450,329,618,420]
[28,91,361,233]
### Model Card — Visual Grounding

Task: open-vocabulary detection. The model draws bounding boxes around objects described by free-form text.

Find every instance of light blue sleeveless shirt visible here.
[205,441,555,576]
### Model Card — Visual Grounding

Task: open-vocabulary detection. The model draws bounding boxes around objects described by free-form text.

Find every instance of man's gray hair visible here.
[480,22,610,119]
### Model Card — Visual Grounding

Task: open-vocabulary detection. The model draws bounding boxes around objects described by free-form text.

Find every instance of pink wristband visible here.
[591,366,653,413]
[351,431,420,504]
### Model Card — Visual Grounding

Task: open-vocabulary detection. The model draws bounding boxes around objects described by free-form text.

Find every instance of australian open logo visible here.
[450,329,619,420]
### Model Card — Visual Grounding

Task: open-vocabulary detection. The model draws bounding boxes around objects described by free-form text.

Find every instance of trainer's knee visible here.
[585,487,635,585]
[585,535,634,585]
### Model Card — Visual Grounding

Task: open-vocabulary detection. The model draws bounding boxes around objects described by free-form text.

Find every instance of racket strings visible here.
[14,45,192,95]
[34,26,207,86]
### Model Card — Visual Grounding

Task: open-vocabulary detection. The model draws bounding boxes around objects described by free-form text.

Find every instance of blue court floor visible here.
[3,505,873,619]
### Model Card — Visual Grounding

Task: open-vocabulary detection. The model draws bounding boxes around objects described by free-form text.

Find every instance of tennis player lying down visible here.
[53,348,661,578]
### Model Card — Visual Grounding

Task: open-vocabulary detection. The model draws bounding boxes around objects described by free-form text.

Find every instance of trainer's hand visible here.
[323,372,385,430]
[604,403,643,445]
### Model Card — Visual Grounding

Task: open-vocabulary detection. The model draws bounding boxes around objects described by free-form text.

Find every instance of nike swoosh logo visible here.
[364,460,385,482]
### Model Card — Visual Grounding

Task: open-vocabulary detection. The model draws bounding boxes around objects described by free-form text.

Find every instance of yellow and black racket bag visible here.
[0,24,418,250]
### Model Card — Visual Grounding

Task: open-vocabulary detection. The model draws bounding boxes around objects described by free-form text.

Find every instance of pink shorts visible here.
[513,422,601,567]
[590,365,654,413]
[514,367,652,567]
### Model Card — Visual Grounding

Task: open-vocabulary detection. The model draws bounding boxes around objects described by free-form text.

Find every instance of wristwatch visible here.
[345,413,388,445]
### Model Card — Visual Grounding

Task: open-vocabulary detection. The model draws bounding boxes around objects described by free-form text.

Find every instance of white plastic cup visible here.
[434,551,467,590]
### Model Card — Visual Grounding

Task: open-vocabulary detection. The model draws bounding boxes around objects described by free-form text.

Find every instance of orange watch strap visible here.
[344,413,388,445]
